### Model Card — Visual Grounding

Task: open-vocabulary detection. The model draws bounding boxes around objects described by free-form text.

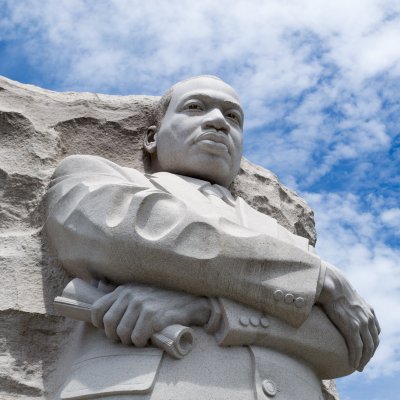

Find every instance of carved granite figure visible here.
[45,76,380,400]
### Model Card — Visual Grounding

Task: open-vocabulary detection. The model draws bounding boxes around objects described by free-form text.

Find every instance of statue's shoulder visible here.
[53,155,149,186]
[55,154,126,176]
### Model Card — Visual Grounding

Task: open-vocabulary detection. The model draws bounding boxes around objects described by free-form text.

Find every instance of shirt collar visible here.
[176,173,236,206]
[150,171,236,205]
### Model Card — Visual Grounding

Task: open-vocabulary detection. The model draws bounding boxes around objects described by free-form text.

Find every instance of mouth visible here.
[196,131,230,154]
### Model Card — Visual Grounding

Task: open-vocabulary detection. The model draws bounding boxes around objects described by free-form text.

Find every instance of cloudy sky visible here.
[1,0,399,398]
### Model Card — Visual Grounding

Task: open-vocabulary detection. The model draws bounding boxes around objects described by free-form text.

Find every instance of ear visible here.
[144,125,157,154]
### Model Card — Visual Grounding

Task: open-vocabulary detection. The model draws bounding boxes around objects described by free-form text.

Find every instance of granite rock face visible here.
[0,75,338,399]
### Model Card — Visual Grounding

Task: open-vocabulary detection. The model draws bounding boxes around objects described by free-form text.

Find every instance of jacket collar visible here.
[149,171,236,206]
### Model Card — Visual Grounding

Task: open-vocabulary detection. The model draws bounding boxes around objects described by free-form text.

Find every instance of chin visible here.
[159,154,239,187]
[193,157,239,186]
[191,167,234,187]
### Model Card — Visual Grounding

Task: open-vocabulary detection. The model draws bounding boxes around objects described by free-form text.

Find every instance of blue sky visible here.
[1,1,399,398]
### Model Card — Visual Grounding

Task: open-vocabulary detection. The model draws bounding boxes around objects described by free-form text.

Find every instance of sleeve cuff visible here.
[204,297,222,334]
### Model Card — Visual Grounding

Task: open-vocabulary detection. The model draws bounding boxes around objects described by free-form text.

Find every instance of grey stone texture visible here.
[0,75,337,399]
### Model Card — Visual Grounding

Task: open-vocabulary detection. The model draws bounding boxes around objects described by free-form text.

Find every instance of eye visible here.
[183,100,204,112]
[226,111,242,125]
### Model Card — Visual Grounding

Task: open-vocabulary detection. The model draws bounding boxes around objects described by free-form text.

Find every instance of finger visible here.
[372,309,381,334]
[91,292,119,329]
[357,327,374,371]
[369,317,380,355]
[131,307,156,347]
[116,301,140,345]
[347,328,363,369]
[103,296,129,342]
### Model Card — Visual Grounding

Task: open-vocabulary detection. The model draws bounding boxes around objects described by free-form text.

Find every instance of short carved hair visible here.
[153,75,224,131]
[152,88,174,132]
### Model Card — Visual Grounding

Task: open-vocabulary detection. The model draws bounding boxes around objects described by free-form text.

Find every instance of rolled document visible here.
[53,278,194,359]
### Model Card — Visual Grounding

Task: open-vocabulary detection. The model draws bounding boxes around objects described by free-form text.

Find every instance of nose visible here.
[202,108,230,133]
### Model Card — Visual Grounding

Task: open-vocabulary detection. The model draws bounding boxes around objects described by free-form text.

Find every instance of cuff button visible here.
[294,297,305,308]
[284,293,294,304]
[239,316,250,327]
[273,290,284,301]
[250,317,260,327]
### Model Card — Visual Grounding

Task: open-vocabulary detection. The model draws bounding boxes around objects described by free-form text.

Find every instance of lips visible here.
[196,130,230,153]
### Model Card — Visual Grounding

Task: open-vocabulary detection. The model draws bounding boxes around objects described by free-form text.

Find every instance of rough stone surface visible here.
[0,75,337,399]
[322,379,340,400]
[232,159,316,245]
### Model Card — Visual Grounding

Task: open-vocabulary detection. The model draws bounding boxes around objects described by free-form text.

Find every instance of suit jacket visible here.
[46,154,325,326]
[46,155,352,400]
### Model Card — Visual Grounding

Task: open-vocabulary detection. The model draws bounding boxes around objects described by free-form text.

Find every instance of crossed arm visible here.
[46,155,380,372]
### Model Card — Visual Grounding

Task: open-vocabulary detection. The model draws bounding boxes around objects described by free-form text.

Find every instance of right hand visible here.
[318,263,380,371]
[91,283,211,347]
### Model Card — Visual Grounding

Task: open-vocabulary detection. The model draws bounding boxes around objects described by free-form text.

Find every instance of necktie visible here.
[200,184,236,207]
[199,184,237,223]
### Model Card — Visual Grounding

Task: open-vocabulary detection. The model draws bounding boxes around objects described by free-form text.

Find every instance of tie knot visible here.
[200,185,224,199]
[200,184,236,207]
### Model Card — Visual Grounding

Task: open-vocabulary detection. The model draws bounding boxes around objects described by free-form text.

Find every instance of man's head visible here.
[144,76,244,187]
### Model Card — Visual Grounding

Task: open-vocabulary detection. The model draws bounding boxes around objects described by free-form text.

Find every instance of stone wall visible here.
[0,76,337,399]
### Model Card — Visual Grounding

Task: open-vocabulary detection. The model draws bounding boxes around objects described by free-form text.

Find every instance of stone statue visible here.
[45,76,380,400]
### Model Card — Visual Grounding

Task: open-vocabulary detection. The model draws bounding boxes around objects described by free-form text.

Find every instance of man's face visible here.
[152,77,244,187]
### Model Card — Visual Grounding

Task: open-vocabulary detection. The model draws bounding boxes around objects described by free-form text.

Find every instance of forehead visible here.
[170,78,241,108]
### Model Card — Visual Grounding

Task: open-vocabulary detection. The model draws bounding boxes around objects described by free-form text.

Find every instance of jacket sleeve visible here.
[45,154,323,327]
[215,295,353,379]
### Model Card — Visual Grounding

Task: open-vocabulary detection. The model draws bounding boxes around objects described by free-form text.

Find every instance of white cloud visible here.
[3,1,400,89]
[381,208,400,236]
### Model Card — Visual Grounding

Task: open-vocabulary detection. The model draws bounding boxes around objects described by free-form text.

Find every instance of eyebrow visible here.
[177,93,244,117]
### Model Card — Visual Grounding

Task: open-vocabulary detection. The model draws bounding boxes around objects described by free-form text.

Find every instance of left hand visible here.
[318,263,381,371]
[91,283,211,347]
